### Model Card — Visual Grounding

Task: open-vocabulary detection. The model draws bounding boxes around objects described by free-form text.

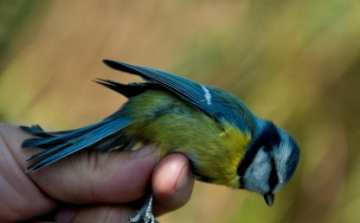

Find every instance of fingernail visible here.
[131,145,156,158]
[175,163,191,192]
[56,208,76,223]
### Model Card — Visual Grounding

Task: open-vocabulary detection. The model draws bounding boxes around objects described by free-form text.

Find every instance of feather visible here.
[23,117,132,171]
[103,60,255,133]
[93,78,160,98]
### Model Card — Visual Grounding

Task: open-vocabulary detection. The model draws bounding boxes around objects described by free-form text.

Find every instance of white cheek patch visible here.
[272,141,292,193]
[201,85,212,105]
[243,149,271,194]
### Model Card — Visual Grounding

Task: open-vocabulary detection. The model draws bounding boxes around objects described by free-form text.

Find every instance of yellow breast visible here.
[123,90,252,189]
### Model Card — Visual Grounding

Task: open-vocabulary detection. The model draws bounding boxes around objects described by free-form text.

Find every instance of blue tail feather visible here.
[24,118,132,171]
[21,119,112,149]
[26,142,72,162]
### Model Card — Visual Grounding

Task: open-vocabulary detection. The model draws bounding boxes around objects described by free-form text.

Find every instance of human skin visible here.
[0,123,194,223]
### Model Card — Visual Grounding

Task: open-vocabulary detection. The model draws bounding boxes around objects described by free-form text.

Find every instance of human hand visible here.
[0,123,194,222]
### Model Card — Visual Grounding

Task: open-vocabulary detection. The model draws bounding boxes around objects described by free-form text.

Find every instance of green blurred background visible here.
[1,0,360,222]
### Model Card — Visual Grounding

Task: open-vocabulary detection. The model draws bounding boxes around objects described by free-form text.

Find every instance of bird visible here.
[21,59,300,223]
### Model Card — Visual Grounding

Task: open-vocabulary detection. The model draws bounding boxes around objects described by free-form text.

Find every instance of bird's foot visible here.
[128,194,159,223]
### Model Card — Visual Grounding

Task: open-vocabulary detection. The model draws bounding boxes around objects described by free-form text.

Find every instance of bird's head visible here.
[237,121,300,206]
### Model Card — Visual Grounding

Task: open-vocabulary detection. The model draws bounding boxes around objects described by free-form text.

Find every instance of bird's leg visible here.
[128,193,159,223]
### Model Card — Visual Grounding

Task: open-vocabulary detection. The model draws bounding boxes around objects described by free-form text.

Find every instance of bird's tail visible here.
[21,117,132,171]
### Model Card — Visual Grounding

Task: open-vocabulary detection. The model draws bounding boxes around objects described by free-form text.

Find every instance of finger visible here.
[55,205,136,223]
[10,123,159,203]
[151,153,194,216]
[27,145,159,203]
[0,123,57,222]
[1,124,159,221]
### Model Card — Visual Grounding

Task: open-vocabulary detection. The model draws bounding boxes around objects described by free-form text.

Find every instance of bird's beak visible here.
[263,193,275,207]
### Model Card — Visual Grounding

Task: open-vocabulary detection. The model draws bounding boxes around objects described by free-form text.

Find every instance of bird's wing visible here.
[103,60,255,133]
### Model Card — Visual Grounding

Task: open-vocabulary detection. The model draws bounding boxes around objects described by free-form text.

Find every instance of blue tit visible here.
[21,59,300,222]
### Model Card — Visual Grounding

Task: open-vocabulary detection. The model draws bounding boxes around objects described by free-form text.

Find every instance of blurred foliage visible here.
[1,0,360,223]
[0,1,48,72]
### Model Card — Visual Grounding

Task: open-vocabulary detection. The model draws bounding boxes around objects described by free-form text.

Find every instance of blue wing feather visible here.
[103,60,255,133]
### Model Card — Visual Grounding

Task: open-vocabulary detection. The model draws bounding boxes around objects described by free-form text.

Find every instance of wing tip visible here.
[103,59,142,75]
[103,59,120,69]
[92,78,113,87]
